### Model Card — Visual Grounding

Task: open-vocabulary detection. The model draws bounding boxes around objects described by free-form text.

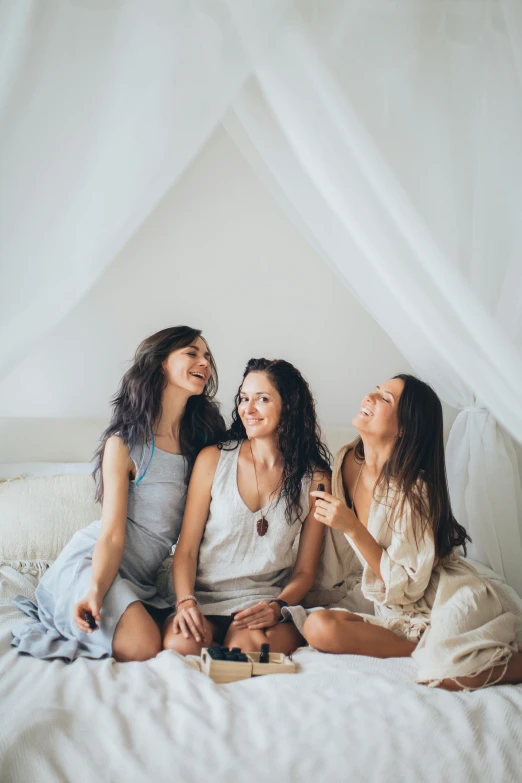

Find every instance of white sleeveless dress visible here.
[194,443,311,622]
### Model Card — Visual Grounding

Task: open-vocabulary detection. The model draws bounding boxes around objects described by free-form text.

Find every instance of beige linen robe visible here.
[332,443,521,687]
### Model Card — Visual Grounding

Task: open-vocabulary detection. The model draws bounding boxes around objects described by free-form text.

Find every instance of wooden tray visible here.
[248,651,296,677]
[200,649,252,684]
[200,648,296,683]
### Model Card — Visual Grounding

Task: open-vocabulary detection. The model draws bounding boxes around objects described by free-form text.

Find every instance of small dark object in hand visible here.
[84,611,97,630]
[259,643,270,664]
[317,483,325,493]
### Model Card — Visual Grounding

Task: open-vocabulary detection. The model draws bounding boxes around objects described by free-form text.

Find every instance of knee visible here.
[303,610,337,652]
[113,635,162,663]
[162,630,202,657]
[162,631,184,654]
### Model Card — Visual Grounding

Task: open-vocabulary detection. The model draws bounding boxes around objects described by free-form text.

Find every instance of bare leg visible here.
[435,652,522,691]
[225,622,303,656]
[303,610,416,658]
[112,601,162,662]
[162,614,216,656]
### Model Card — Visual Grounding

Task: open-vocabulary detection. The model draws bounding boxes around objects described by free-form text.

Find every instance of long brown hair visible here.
[93,326,226,501]
[353,373,470,560]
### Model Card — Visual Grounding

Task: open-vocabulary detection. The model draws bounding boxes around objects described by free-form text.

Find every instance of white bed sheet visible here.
[0,566,521,783]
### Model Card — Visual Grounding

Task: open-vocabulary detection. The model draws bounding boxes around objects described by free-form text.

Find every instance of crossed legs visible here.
[303,610,416,658]
[224,622,303,656]
[162,614,303,657]
[303,610,522,690]
[111,602,522,689]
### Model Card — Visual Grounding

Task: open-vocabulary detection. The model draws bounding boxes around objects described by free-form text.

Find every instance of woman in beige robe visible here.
[304,374,522,691]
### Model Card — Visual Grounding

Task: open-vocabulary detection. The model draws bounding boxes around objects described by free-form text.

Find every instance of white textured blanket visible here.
[0,566,521,783]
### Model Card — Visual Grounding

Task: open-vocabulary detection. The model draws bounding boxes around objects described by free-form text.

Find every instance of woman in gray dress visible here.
[12,326,225,662]
[163,358,332,656]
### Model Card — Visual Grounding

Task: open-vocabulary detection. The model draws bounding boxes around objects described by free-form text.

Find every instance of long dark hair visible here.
[93,326,226,501]
[353,373,470,560]
[223,358,331,524]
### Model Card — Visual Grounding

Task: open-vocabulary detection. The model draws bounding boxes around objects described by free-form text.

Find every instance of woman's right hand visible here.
[73,590,102,633]
[171,601,206,643]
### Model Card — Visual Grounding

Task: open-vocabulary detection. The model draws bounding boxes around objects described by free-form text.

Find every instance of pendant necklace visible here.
[249,439,277,537]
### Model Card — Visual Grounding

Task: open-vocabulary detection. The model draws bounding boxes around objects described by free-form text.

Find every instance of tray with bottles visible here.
[200,644,296,683]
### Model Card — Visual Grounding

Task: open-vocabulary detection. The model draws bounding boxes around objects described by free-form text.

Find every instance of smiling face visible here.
[162,336,211,396]
[238,371,283,440]
[352,377,405,440]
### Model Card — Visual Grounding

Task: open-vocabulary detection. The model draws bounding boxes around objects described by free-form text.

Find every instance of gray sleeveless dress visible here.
[194,443,311,617]
[11,443,186,661]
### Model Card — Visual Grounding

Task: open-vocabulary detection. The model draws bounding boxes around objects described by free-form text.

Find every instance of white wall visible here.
[0,125,411,434]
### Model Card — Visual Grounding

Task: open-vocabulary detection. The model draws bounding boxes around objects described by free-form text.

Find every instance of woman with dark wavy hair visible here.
[12,326,226,663]
[163,358,331,656]
[303,374,522,690]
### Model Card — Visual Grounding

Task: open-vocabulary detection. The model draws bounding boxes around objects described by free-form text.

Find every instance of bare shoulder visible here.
[184,445,221,502]
[195,444,221,464]
[192,444,221,478]
[104,433,129,453]
[102,435,132,471]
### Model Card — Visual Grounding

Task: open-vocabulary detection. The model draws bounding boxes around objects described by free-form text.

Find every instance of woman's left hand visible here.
[231,600,281,630]
[310,489,360,536]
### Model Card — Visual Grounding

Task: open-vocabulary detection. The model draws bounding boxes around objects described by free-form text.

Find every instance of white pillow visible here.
[0,462,94,479]
[0,474,100,574]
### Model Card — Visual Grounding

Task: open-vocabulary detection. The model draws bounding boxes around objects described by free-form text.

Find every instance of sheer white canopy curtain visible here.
[1,1,521,593]
[0,0,289,382]
[226,0,522,593]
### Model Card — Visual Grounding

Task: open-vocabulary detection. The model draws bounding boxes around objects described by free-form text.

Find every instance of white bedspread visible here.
[0,566,521,783]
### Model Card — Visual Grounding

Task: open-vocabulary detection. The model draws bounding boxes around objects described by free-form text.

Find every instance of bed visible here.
[1,424,521,783]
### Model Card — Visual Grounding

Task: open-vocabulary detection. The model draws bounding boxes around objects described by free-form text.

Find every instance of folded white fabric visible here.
[0,474,100,575]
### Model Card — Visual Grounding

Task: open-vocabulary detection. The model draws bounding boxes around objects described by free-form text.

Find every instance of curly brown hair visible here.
[222,358,331,524]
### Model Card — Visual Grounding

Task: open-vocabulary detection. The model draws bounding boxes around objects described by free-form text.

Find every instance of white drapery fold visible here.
[226,1,522,593]
[0,0,289,382]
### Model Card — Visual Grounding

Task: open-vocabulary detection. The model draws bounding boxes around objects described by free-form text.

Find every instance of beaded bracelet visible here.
[175,595,197,612]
